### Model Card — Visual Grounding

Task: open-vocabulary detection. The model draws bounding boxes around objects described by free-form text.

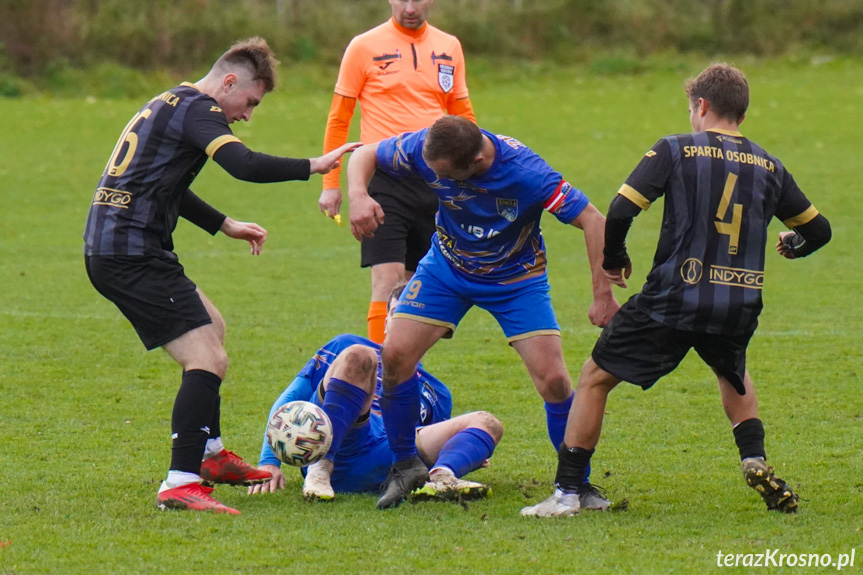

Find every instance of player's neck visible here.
[475,135,496,176]
[699,115,742,135]
[391,18,428,38]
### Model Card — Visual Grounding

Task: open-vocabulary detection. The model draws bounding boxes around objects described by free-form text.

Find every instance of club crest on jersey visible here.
[438,64,454,93]
[497,198,518,222]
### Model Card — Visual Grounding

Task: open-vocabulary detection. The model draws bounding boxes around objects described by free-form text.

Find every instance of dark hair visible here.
[387,282,408,312]
[423,116,483,170]
[214,37,279,93]
[685,63,749,122]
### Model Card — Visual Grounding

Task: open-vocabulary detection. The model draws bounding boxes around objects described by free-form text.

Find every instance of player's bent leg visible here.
[303,459,335,502]
[376,320,447,509]
[522,359,620,518]
[411,412,502,503]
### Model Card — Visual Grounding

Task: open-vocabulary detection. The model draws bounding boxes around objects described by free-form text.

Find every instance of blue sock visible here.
[434,428,496,478]
[321,378,368,459]
[380,374,421,462]
[545,394,592,483]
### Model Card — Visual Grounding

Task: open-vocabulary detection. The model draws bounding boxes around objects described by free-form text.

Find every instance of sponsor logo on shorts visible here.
[497,198,518,222]
[92,187,132,209]
[709,265,764,289]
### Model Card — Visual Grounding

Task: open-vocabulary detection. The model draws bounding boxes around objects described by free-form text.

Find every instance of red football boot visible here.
[199,449,273,486]
[156,482,240,514]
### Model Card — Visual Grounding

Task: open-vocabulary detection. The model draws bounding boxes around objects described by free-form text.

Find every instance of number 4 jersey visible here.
[83,83,239,256]
[618,128,820,336]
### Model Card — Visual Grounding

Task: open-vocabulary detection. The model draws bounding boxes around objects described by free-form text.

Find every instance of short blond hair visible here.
[213,37,279,93]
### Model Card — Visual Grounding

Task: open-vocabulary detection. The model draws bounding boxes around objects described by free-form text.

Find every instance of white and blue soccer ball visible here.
[266,401,333,467]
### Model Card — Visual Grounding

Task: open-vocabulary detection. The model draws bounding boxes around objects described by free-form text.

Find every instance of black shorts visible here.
[360,169,438,271]
[591,296,753,394]
[85,254,212,350]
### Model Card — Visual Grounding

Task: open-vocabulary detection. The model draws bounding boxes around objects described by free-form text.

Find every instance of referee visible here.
[84,37,358,514]
[319,0,475,344]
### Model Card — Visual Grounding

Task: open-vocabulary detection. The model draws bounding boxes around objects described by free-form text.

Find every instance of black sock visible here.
[209,395,221,440]
[170,369,222,473]
[733,418,766,461]
[555,444,594,492]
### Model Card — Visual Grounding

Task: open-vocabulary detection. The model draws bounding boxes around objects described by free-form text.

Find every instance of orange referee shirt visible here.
[322,18,475,189]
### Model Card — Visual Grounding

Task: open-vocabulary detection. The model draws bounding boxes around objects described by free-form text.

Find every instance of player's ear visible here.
[698,97,709,117]
[223,73,238,91]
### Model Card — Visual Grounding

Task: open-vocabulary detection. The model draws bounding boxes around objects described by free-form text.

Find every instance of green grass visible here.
[1,57,861,574]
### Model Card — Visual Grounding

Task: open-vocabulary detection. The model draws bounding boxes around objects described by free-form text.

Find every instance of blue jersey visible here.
[258,334,452,470]
[376,128,590,283]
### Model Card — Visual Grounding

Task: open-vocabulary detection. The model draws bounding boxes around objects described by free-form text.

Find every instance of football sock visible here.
[432,427,496,478]
[544,394,573,449]
[322,378,369,457]
[209,395,221,440]
[555,445,594,492]
[545,394,591,483]
[732,418,767,460]
[380,374,421,462]
[367,301,388,344]
[170,369,221,474]
[165,470,201,488]
[204,437,224,459]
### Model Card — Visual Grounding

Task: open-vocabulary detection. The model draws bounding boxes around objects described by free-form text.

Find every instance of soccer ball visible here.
[267,401,333,467]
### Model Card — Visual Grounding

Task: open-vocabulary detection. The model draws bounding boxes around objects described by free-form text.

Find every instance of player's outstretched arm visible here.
[571,203,620,327]
[310,142,363,176]
[247,465,285,495]
[220,217,267,255]
[346,144,385,241]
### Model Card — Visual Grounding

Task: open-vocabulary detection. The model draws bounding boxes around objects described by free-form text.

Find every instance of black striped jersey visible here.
[619,129,819,336]
[83,83,240,257]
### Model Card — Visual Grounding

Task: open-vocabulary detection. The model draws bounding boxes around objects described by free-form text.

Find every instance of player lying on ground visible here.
[347,116,619,509]
[522,63,832,518]
[250,288,503,502]
[84,37,359,515]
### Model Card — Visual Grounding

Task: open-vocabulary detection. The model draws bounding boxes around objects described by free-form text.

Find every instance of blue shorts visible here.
[308,377,451,493]
[393,247,560,342]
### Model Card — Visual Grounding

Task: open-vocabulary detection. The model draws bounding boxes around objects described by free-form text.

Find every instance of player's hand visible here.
[247,465,285,494]
[319,187,343,219]
[776,231,799,259]
[603,261,632,288]
[588,293,620,328]
[310,142,363,175]
[220,217,268,255]
[349,192,385,241]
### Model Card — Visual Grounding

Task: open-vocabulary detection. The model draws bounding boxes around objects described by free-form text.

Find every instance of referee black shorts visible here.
[591,296,753,395]
[360,169,438,271]
[85,254,212,350]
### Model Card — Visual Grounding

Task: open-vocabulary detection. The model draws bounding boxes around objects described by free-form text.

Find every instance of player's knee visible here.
[333,345,378,392]
[534,367,572,402]
[211,347,229,378]
[471,411,503,443]
[380,344,414,385]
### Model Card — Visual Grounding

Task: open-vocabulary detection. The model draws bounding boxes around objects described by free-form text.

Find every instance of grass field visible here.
[1,56,861,574]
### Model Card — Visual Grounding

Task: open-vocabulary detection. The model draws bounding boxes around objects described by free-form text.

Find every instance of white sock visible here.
[165,470,201,488]
[430,466,456,478]
[204,437,224,459]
